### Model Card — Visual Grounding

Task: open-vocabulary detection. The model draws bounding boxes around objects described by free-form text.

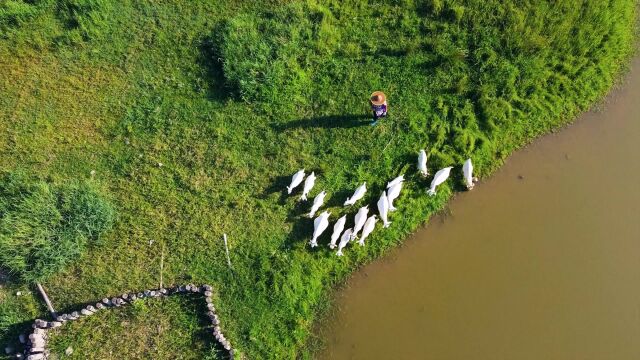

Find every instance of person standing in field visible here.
[370,91,388,126]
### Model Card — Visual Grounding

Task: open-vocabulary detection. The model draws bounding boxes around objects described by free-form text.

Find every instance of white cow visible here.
[300,172,316,201]
[359,215,378,246]
[287,169,305,194]
[427,167,453,196]
[310,211,330,248]
[377,191,391,228]
[329,215,347,249]
[336,228,353,256]
[386,175,404,189]
[386,181,403,211]
[308,190,327,218]
[418,150,428,177]
[344,182,367,206]
[351,206,369,240]
[462,158,477,190]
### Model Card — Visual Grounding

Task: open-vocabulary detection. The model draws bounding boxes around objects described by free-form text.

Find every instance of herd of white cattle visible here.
[286,150,478,256]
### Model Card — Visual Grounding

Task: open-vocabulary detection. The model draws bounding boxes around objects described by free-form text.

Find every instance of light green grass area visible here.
[46,295,219,359]
[0,0,637,358]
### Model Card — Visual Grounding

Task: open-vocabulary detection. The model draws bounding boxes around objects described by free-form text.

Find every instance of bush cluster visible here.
[216,3,316,105]
[0,172,116,283]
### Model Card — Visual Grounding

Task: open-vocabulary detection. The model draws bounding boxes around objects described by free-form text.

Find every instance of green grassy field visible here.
[0,0,637,358]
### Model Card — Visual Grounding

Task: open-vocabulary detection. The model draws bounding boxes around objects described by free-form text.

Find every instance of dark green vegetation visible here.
[0,0,636,358]
[0,172,115,283]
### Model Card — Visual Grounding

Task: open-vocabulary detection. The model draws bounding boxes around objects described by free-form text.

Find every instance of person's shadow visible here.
[272,114,371,131]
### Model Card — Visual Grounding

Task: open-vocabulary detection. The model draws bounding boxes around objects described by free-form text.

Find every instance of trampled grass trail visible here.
[0,0,637,358]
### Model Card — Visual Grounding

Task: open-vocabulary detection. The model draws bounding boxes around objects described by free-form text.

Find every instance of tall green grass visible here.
[0,172,115,283]
[0,0,636,358]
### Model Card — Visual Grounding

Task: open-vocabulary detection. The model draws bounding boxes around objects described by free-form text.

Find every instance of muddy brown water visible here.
[318,58,640,360]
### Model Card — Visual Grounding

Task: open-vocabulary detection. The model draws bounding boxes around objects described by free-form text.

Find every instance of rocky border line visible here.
[6,284,236,360]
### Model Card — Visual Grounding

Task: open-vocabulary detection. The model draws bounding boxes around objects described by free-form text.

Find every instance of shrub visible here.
[216,3,315,104]
[0,1,40,29]
[0,172,116,283]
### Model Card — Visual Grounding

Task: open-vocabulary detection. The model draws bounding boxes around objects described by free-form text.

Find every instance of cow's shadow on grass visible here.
[260,175,294,204]
[272,114,371,131]
[2,319,33,352]
[197,33,233,102]
[324,189,352,208]
[282,203,314,250]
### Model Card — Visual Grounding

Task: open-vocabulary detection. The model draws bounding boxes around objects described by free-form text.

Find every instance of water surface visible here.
[319,58,640,360]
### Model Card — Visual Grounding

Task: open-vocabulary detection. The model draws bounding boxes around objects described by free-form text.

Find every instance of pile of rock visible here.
[6,284,236,359]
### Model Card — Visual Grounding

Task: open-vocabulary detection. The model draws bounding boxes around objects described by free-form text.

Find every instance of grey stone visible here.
[33,319,47,328]
[29,334,44,342]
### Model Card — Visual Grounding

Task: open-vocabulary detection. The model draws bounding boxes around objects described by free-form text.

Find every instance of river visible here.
[318,57,640,360]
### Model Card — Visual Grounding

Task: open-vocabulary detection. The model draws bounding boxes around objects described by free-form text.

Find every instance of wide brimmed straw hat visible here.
[370,91,386,105]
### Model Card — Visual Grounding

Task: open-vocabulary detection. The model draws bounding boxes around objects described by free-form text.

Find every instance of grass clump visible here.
[217,3,314,106]
[0,172,116,283]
